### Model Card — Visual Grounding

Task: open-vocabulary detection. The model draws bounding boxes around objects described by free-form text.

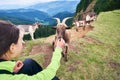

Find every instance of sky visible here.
[0,0,80,5]
[0,0,80,9]
[0,0,56,5]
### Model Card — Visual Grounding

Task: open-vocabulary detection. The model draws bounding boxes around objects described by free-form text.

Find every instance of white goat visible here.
[86,13,97,25]
[52,17,71,61]
[17,22,41,43]
[73,20,86,31]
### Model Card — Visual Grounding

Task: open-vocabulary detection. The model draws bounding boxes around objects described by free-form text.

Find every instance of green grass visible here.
[18,10,120,80]
[17,38,46,67]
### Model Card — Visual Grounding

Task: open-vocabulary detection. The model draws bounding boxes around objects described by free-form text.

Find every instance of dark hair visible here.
[0,20,19,57]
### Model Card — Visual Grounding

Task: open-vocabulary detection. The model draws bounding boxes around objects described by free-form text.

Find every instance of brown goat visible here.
[52,17,71,61]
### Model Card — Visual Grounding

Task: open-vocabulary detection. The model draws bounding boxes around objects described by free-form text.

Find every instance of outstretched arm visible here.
[2,38,65,80]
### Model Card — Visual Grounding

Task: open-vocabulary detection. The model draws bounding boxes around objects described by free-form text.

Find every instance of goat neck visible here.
[56,25,66,41]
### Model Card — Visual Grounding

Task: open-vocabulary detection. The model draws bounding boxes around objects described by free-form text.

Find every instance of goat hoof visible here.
[64,59,68,62]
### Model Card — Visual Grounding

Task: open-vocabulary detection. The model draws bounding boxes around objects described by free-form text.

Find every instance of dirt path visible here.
[29,25,94,67]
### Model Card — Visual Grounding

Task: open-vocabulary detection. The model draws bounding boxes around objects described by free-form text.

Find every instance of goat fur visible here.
[17,22,41,43]
[52,17,71,61]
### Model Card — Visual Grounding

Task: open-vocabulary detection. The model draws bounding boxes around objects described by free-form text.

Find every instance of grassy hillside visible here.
[75,0,120,18]
[76,0,120,14]
[18,10,120,80]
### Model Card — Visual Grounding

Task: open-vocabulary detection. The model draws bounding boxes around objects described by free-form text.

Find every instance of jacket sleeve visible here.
[8,47,62,80]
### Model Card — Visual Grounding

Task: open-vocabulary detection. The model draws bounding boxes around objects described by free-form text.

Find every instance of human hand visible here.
[13,60,24,73]
[56,38,65,50]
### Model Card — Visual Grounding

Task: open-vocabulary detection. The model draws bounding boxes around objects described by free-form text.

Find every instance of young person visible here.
[0,20,65,80]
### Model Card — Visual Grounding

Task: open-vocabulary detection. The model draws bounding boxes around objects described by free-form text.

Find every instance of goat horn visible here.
[54,18,61,24]
[7,20,15,26]
[62,17,72,25]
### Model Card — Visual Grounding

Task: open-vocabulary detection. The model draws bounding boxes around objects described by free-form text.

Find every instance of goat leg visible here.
[83,26,85,30]
[52,41,55,51]
[64,44,68,61]
[76,27,78,32]
[61,52,64,57]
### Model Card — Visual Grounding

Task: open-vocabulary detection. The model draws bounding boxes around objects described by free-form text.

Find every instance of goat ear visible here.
[52,26,57,29]
[66,27,70,29]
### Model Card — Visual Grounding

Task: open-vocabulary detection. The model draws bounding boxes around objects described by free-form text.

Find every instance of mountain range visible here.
[0,9,52,24]
[0,1,80,25]
[29,1,79,16]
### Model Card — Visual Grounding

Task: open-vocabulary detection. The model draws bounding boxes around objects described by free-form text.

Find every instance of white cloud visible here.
[0,0,57,5]
[0,0,80,5]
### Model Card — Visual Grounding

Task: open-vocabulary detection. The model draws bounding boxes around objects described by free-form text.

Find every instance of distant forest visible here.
[23,25,56,40]
[23,18,73,40]
[76,0,120,14]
